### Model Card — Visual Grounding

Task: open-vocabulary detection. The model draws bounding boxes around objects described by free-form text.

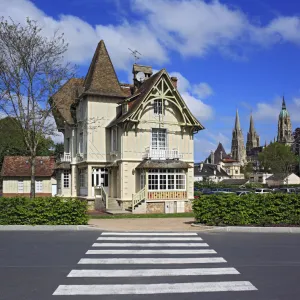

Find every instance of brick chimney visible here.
[170,77,178,88]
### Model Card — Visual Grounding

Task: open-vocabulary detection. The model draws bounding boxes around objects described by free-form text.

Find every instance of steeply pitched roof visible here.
[214,142,229,164]
[1,156,55,177]
[51,78,84,127]
[83,40,125,98]
[266,173,295,181]
[234,109,241,131]
[194,163,229,177]
[107,69,204,131]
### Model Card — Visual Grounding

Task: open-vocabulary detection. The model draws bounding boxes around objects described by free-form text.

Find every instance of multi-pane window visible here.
[148,169,186,191]
[92,168,108,187]
[35,180,43,193]
[140,171,146,190]
[79,169,87,188]
[154,99,163,115]
[17,180,24,193]
[63,170,70,188]
[152,128,167,150]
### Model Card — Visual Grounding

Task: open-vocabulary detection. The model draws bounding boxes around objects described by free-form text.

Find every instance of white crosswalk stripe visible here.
[86,249,217,255]
[53,232,258,297]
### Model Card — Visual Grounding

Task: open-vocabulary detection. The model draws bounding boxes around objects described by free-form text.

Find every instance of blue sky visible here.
[2,0,300,161]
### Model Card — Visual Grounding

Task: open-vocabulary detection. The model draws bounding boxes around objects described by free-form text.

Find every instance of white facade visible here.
[266,173,300,187]
[249,173,272,184]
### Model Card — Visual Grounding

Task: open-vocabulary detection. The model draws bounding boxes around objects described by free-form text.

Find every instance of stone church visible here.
[230,97,293,166]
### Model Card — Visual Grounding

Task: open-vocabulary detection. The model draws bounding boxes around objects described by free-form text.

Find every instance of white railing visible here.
[60,153,71,162]
[132,187,146,210]
[94,186,107,209]
[142,147,183,160]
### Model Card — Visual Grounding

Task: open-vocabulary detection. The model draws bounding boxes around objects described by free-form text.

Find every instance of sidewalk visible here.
[88,217,204,231]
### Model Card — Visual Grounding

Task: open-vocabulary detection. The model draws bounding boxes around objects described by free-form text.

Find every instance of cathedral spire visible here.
[249,113,255,133]
[235,109,241,131]
[282,96,286,110]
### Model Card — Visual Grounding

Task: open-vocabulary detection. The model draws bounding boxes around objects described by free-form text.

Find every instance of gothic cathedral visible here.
[277,97,293,144]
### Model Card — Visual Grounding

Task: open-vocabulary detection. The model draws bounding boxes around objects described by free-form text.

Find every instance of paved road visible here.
[0,231,299,299]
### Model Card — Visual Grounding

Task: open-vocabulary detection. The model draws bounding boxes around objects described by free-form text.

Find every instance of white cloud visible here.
[169,72,214,121]
[192,83,213,99]
[194,136,216,162]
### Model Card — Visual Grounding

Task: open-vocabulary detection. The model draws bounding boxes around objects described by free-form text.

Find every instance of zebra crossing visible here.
[53,232,257,297]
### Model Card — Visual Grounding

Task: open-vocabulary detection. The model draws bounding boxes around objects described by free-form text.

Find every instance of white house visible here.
[249,172,273,184]
[52,40,204,214]
[266,173,300,187]
[194,163,230,183]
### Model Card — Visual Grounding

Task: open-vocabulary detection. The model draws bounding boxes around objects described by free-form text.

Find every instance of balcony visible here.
[60,153,71,162]
[142,147,183,160]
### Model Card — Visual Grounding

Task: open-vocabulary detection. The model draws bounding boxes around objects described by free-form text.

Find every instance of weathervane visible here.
[128,48,141,64]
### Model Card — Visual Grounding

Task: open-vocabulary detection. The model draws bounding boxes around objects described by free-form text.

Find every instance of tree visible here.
[258,142,298,175]
[0,18,75,198]
[53,143,64,160]
[241,162,253,179]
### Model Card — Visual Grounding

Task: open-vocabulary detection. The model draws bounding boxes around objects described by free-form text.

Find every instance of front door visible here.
[92,168,109,197]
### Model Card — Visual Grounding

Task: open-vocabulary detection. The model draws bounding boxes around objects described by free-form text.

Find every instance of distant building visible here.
[220,178,249,186]
[266,173,300,187]
[277,97,293,145]
[1,156,56,197]
[194,163,230,183]
[249,172,272,184]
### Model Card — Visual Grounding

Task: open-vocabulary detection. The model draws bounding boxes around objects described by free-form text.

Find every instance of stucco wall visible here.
[3,177,56,195]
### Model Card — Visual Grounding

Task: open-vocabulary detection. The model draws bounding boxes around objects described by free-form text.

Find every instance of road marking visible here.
[101,232,198,236]
[68,267,240,277]
[78,257,226,264]
[97,237,203,241]
[92,242,209,247]
[86,249,216,255]
[53,281,257,295]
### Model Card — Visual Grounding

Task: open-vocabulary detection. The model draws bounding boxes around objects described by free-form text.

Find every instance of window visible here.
[79,132,83,153]
[35,180,43,193]
[235,170,238,174]
[92,168,108,187]
[140,171,145,190]
[152,128,167,150]
[79,169,87,188]
[111,128,117,151]
[154,99,163,115]
[17,180,24,193]
[66,138,70,153]
[148,169,186,190]
[63,170,70,188]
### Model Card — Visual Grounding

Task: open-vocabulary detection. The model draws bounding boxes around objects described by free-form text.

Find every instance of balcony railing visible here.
[60,153,71,162]
[142,147,183,160]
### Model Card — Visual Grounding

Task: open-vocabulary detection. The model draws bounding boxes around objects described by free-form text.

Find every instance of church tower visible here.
[231,110,247,164]
[277,97,293,144]
[246,113,260,153]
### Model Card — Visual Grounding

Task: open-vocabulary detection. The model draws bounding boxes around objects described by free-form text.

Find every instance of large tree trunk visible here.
[30,155,36,199]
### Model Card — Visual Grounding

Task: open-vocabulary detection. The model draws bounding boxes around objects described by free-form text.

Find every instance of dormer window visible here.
[122,103,128,114]
[154,99,162,115]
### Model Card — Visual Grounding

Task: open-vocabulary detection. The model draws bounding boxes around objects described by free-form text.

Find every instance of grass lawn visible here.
[89,212,195,219]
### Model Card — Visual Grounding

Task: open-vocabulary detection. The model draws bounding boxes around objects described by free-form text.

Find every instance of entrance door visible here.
[92,168,109,197]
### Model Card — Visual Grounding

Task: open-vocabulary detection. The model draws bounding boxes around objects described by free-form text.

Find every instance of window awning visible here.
[136,160,192,169]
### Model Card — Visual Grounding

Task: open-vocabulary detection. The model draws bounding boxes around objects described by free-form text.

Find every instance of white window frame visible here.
[154,99,163,115]
[140,170,146,190]
[79,168,87,188]
[63,170,70,188]
[122,103,128,114]
[35,180,43,193]
[111,127,118,151]
[17,180,24,193]
[151,128,167,150]
[148,169,186,191]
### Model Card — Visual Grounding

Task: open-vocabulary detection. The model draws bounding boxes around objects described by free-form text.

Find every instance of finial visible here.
[282,96,286,110]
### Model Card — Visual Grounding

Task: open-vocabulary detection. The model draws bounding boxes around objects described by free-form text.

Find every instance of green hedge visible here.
[193,193,300,226]
[0,197,89,225]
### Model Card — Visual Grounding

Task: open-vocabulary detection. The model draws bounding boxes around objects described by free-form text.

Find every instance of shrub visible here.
[192,193,300,226]
[0,197,89,225]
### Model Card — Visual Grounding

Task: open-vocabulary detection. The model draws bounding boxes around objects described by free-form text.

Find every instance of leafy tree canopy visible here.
[258,142,298,175]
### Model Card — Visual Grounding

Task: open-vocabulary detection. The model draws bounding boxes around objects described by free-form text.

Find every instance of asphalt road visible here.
[0,230,299,299]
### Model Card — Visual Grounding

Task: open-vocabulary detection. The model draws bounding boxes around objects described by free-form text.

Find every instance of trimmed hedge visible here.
[193,193,300,226]
[0,197,89,225]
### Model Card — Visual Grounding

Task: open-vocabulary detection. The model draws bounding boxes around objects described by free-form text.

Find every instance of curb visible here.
[0,225,102,231]
[191,223,300,233]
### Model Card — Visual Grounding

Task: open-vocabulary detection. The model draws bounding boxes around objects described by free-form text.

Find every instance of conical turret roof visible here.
[234,109,241,131]
[84,40,125,97]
